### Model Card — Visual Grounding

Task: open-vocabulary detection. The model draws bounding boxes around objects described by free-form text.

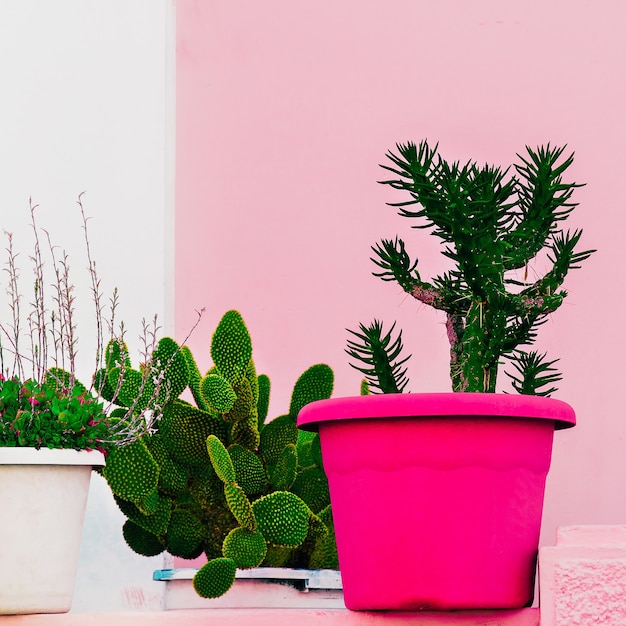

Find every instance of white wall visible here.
[0,0,173,611]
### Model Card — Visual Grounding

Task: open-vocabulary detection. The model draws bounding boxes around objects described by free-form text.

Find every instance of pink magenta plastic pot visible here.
[297,393,575,611]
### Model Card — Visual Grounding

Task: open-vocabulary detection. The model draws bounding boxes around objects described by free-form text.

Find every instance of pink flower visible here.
[28,397,39,407]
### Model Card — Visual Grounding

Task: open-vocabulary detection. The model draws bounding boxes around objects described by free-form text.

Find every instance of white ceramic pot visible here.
[0,448,105,614]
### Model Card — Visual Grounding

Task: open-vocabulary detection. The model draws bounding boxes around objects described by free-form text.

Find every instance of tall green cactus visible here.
[348,141,594,395]
[100,310,339,599]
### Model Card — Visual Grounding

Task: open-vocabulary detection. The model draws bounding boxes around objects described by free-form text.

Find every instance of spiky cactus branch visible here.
[346,321,410,394]
[350,140,594,394]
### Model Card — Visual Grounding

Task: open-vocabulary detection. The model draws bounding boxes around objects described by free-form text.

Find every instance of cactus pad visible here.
[93,367,116,402]
[108,365,156,410]
[159,401,227,466]
[310,434,324,471]
[151,337,189,403]
[193,558,237,599]
[224,376,255,422]
[230,414,260,450]
[122,520,164,557]
[245,359,259,404]
[309,505,338,570]
[44,368,88,395]
[188,465,223,508]
[228,445,267,496]
[257,374,271,428]
[200,374,237,414]
[181,345,210,411]
[166,508,205,559]
[262,544,293,567]
[115,494,172,536]
[210,310,252,386]
[146,434,189,496]
[288,364,334,418]
[291,467,330,514]
[207,434,236,483]
[224,483,256,531]
[223,527,267,569]
[259,414,298,466]
[268,443,297,491]
[296,430,316,469]
[307,511,329,540]
[102,438,159,511]
[105,338,131,370]
[252,491,310,547]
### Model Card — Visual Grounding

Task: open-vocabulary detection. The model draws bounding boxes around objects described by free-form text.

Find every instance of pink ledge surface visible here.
[0,609,539,625]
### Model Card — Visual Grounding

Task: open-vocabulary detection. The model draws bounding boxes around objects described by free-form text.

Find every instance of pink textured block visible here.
[539,526,626,625]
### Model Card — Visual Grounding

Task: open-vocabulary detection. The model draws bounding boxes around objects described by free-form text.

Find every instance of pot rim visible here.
[297,392,575,432]
[0,447,106,467]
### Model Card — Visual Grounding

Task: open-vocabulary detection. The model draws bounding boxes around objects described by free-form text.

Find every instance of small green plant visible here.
[0,374,109,450]
[348,141,594,395]
[100,309,338,599]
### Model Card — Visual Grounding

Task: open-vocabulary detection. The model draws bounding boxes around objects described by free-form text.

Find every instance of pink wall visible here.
[174,0,626,545]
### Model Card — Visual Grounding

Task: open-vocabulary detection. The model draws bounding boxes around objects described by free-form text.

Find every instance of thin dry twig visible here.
[1,196,204,447]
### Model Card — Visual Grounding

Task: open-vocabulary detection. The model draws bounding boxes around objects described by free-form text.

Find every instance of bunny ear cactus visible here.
[210,310,253,386]
[348,140,594,395]
[96,336,190,413]
[100,309,340,600]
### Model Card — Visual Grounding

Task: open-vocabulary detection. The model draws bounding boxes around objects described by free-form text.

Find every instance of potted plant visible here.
[297,141,594,611]
[99,309,341,606]
[0,199,139,614]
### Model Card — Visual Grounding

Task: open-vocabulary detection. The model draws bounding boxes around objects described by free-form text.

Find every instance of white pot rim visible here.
[0,447,105,467]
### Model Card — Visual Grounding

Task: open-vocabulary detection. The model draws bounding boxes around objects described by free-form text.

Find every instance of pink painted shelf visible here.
[0,608,539,626]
